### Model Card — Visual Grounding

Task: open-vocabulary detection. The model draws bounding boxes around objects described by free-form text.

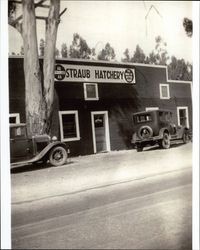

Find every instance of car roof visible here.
[133,109,172,116]
[9,123,26,128]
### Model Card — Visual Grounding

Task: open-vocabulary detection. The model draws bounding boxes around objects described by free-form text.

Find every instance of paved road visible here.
[12,144,192,250]
[12,143,192,249]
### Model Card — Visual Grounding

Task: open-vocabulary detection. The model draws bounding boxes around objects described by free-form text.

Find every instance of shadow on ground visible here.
[11,161,74,174]
[144,142,190,152]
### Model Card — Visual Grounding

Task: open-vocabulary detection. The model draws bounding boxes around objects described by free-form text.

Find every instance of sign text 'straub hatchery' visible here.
[55,64,136,84]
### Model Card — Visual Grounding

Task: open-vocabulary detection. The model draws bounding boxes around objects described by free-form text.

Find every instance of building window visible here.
[177,107,189,128]
[160,84,170,99]
[145,107,159,111]
[84,83,99,100]
[9,113,20,124]
[59,111,80,142]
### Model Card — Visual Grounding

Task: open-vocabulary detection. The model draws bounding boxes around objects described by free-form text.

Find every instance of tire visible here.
[49,146,67,166]
[136,144,143,152]
[182,131,190,144]
[160,132,170,149]
[138,126,153,140]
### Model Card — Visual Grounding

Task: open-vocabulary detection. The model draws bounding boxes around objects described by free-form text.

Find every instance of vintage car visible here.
[10,123,69,167]
[131,110,190,152]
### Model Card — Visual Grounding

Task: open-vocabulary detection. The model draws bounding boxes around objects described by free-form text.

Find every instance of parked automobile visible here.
[10,123,69,167]
[131,110,190,152]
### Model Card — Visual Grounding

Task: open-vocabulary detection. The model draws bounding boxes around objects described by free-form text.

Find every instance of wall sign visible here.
[55,64,135,84]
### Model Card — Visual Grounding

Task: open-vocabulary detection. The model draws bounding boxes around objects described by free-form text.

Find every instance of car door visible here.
[10,126,33,162]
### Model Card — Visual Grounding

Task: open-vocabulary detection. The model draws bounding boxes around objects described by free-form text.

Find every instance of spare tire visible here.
[138,126,153,139]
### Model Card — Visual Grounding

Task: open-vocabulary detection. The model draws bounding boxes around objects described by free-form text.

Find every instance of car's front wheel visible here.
[49,146,67,166]
[182,131,190,144]
[160,132,170,149]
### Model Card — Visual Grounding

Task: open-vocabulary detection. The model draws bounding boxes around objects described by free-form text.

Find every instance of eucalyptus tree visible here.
[8,0,66,135]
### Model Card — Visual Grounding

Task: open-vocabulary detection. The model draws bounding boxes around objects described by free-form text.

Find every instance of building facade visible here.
[9,57,192,156]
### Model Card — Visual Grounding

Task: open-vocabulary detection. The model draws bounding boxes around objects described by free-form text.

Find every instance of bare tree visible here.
[8,0,66,136]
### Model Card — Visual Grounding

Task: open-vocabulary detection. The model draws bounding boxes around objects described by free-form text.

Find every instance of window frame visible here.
[9,113,20,124]
[59,110,80,142]
[159,83,170,99]
[83,82,99,101]
[177,106,189,128]
[145,107,159,111]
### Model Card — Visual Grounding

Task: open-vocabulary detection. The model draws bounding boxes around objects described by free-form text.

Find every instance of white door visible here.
[91,111,110,153]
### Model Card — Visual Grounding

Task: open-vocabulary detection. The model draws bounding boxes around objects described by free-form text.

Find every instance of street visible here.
[11,143,192,249]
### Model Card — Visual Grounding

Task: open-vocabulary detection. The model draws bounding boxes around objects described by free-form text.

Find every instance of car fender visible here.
[177,126,189,137]
[26,141,68,163]
[131,132,137,144]
[158,127,170,139]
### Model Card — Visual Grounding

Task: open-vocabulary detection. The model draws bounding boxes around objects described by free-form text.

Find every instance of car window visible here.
[10,126,26,139]
[134,114,152,123]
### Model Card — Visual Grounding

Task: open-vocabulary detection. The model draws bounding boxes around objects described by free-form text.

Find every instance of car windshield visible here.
[10,126,26,139]
[134,114,152,124]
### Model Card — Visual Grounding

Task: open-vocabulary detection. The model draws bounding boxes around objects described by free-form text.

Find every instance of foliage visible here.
[147,36,169,65]
[69,33,91,59]
[121,48,130,63]
[131,45,146,63]
[55,48,60,58]
[8,0,16,21]
[183,18,192,37]
[20,46,24,55]
[90,48,96,60]
[168,56,192,81]
[61,43,68,58]
[97,43,116,61]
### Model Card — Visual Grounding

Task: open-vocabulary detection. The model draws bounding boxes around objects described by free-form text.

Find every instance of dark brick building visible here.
[9,57,192,156]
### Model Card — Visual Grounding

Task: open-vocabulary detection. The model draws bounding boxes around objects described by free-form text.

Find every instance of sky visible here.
[9,1,193,63]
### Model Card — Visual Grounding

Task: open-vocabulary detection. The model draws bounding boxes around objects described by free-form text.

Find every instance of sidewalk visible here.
[11,143,192,204]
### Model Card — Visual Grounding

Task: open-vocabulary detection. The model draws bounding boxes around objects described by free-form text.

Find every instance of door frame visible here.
[91,111,110,153]
[177,106,189,128]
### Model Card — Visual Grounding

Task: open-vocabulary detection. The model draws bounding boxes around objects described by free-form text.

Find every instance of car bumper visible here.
[131,135,162,145]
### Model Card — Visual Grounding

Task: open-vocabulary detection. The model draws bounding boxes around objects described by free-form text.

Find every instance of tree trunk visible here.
[22,0,45,136]
[43,0,60,134]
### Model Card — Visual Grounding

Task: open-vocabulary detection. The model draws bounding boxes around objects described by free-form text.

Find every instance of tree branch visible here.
[59,8,67,18]
[8,0,49,31]
[39,4,50,9]
[8,18,22,33]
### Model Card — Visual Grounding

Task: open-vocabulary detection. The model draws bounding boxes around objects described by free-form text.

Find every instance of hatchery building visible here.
[9,57,192,156]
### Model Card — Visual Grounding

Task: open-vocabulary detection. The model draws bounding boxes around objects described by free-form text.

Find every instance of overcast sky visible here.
[9,1,192,62]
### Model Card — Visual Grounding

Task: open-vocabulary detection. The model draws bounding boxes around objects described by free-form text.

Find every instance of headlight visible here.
[52,136,57,141]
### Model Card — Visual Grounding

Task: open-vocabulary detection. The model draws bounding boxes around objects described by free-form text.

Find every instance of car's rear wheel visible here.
[49,146,67,166]
[160,132,170,149]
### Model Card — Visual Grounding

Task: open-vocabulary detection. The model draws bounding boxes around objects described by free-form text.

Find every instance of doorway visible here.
[177,106,189,128]
[91,111,110,153]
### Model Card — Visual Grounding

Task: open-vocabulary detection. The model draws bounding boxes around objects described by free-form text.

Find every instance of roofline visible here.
[8,55,167,68]
[8,55,192,84]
